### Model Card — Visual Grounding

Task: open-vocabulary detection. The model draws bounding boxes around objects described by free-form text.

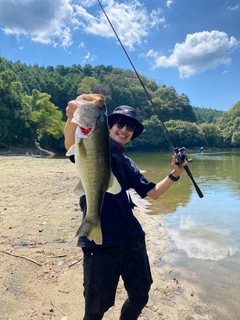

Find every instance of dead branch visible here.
[50,299,66,316]
[47,255,67,258]
[68,258,82,267]
[52,190,67,195]
[3,251,42,266]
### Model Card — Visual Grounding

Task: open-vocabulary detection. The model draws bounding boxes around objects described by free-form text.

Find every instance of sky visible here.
[0,0,239,111]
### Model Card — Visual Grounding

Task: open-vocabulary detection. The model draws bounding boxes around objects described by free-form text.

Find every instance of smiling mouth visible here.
[117,133,127,138]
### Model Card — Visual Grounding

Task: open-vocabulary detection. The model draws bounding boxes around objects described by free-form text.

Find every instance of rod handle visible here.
[184,165,204,198]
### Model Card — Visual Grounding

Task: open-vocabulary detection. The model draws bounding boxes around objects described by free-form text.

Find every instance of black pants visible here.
[82,238,152,320]
[83,296,148,320]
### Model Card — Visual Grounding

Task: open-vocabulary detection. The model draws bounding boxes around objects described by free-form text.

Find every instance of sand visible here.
[0,155,216,320]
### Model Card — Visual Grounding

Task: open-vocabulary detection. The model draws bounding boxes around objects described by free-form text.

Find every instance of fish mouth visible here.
[78,126,93,135]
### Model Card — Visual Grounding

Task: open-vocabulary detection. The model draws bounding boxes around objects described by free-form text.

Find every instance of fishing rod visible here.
[97,0,204,198]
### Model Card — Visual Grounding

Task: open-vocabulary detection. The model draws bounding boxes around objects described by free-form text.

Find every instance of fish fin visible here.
[66,144,76,156]
[76,217,102,245]
[106,171,122,195]
[73,180,85,198]
[78,138,87,157]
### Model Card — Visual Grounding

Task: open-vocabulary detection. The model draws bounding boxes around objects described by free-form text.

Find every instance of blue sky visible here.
[0,0,239,111]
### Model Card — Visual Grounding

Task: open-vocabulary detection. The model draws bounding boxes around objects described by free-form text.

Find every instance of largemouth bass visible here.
[67,94,121,245]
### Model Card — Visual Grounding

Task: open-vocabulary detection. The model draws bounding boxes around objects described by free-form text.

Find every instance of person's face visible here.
[109,118,135,146]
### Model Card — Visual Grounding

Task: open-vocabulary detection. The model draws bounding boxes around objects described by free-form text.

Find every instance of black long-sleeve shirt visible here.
[76,152,155,247]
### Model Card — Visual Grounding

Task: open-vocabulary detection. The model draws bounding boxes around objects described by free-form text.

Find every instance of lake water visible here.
[129,150,240,319]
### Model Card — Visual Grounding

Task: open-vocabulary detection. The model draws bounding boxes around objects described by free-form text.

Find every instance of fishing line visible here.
[96,0,203,198]
[97,0,174,149]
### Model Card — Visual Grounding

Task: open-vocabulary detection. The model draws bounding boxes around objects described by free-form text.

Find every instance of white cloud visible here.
[222,69,230,74]
[78,41,96,64]
[74,0,166,50]
[227,4,239,10]
[79,42,85,48]
[0,0,74,47]
[78,0,96,8]
[168,216,238,261]
[166,0,174,8]
[146,30,240,78]
[0,0,166,50]
[82,52,96,64]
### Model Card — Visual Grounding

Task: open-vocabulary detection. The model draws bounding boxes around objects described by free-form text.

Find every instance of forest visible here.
[0,55,239,153]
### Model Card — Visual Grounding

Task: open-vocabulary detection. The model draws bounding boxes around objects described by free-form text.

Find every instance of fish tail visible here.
[76,217,103,245]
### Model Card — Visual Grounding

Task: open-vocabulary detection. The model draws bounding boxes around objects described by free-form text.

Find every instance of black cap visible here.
[108,105,144,139]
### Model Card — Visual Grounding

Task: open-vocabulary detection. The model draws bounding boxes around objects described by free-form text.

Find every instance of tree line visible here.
[0,56,239,152]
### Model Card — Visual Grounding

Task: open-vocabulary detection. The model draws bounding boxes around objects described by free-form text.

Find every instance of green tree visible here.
[193,106,223,124]
[219,101,240,147]
[2,56,239,151]
[165,120,204,148]
[130,115,168,150]
[77,77,99,95]
[152,87,196,122]
[231,118,240,146]
[21,89,65,147]
[83,64,94,77]
[0,69,26,147]
[199,123,223,147]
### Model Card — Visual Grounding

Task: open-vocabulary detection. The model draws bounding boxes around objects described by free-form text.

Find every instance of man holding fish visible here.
[64,94,186,320]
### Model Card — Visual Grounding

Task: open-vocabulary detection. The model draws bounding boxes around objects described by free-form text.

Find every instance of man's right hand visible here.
[66,100,78,120]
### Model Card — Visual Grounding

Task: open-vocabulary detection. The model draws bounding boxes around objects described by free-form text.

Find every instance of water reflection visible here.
[167,216,238,261]
[129,151,240,317]
[165,184,240,262]
[129,151,194,213]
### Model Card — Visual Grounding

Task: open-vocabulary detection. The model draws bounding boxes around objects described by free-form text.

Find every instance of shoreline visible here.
[0,155,215,319]
[0,146,55,157]
[1,146,239,158]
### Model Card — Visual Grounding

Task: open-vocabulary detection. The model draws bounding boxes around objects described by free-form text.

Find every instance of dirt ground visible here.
[0,154,218,320]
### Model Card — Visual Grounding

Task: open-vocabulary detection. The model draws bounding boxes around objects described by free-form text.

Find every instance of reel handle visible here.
[175,147,204,198]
